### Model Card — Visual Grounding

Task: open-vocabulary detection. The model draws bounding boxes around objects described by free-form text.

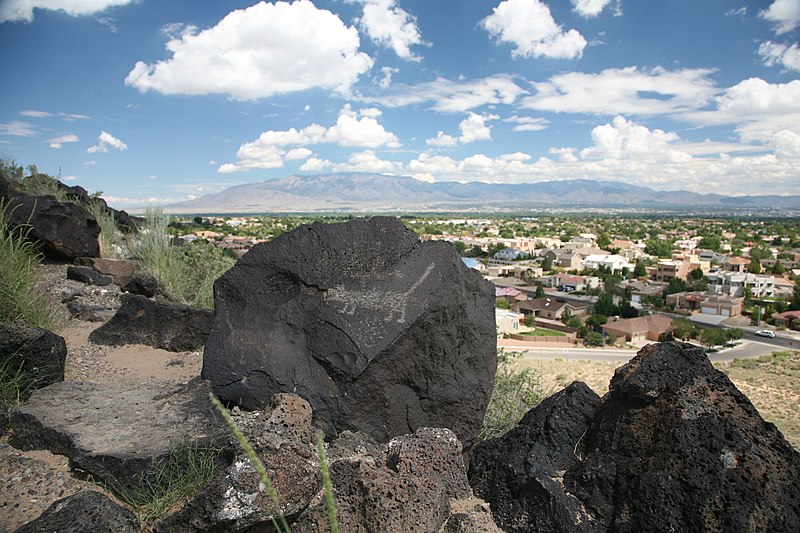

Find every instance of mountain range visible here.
[164,173,800,214]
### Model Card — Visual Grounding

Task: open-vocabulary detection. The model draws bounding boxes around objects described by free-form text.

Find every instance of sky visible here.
[1,0,799,209]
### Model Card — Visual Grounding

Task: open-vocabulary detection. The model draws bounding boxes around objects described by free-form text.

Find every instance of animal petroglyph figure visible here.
[325,263,435,323]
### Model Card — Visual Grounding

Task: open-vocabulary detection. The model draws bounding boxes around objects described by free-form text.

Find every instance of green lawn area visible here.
[521,327,566,337]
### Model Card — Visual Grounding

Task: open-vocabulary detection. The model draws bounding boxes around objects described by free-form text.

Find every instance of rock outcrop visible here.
[66,265,113,286]
[0,174,100,260]
[121,273,158,297]
[10,378,227,492]
[89,294,213,352]
[13,490,140,533]
[202,217,496,449]
[470,342,800,532]
[0,320,66,392]
[74,257,136,286]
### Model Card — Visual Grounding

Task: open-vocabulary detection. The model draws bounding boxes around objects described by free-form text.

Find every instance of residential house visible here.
[542,249,583,270]
[723,256,750,273]
[698,249,728,265]
[611,239,647,261]
[582,254,633,273]
[602,314,674,342]
[772,310,800,329]
[655,260,691,282]
[511,297,589,321]
[496,309,525,335]
[707,272,775,298]
[495,286,527,304]
[773,276,796,298]
[617,280,665,304]
[674,238,701,251]
[562,237,595,250]
[665,291,744,317]
[461,257,487,273]
[494,247,525,261]
[540,272,599,291]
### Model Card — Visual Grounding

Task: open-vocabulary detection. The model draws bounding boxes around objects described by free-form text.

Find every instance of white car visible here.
[755,330,776,338]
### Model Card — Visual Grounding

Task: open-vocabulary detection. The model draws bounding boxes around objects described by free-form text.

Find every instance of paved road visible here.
[510,339,784,364]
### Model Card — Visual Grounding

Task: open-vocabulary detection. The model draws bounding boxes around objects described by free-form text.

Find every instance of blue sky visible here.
[1,0,799,208]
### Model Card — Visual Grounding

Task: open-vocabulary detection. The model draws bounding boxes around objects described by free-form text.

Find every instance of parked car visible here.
[755,330,776,338]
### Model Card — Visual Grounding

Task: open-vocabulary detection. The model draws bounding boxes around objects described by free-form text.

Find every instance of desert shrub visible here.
[0,200,60,330]
[480,349,547,441]
[0,355,40,408]
[85,198,129,259]
[135,208,235,308]
[584,331,605,347]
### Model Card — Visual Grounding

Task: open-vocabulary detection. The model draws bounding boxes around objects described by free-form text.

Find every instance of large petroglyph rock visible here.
[202,217,496,448]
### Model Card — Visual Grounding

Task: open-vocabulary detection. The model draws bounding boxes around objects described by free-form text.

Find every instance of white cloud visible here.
[426,131,458,147]
[63,175,78,181]
[125,1,373,100]
[758,41,800,72]
[760,0,800,35]
[20,109,53,117]
[333,149,402,173]
[353,0,424,61]
[379,66,398,88]
[458,113,497,144]
[725,7,747,17]
[571,0,619,18]
[523,66,718,116]
[83,160,96,166]
[87,131,128,153]
[578,116,690,163]
[47,133,78,149]
[220,106,400,172]
[0,0,135,23]
[0,121,36,136]
[504,115,550,132]
[362,74,526,113]
[299,157,332,173]
[482,0,587,60]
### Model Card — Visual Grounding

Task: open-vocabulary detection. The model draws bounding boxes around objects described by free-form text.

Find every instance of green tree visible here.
[665,277,688,296]
[541,256,553,272]
[689,267,704,281]
[700,235,722,252]
[495,298,510,309]
[771,260,785,275]
[535,284,545,298]
[791,281,800,311]
[633,261,647,278]
[453,241,467,255]
[747,258,762,274]
[700,328,728,349]
[586,314,608,330]
[560,307,573,325]
[645,239,674,258]
[670,318,698,341]
[597,233,611,249]
[594,292,616,316]
[584,331,605,347]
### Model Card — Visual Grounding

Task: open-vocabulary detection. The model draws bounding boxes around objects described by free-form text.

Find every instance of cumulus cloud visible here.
[299,157,332,173]
[758,41,800,71]
[87,131,127,153]
[482,0,587,59]
[220,106,400,172]
[760,0,800,35]
[379,66,398,88]
[360,74,526,113]
[523,66,718,116]
[352,0,424,60]
[458,113,497,144]
[570,0,619,18]
[578,116,690,163]
[426,131,459,147]
[0,0,134,23]
[47,133,78,149]
[125,1,373,100]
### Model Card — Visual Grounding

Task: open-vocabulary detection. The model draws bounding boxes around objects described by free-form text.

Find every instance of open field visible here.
[516,351,800,450]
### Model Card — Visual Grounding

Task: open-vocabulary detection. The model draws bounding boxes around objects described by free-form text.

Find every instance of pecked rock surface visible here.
[89,293,213,352]
[470,342,800,533]
[10,378,227,493]
[202,217,496,449]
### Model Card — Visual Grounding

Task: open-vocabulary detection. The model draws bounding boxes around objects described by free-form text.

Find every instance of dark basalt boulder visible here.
[0,320,66,393]
[0,175,100,260]
[66,265,113,286]
[120,273,158,297]
[202,217,496,449]
[13,490,139,533]
[469,342,800,533]
[74,257,136,286]
[89,294,212,352]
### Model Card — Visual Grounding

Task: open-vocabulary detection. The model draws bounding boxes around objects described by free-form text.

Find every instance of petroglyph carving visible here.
[326,263,435,323]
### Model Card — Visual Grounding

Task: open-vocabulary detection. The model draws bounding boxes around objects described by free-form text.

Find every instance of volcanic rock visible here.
[89,293,212,352]
[0,175,100,260]
[294,427,471,532]
[202,217,496,448]
[469,342,800,532]
[13,490,139,533]
[66,265,113,286]
[120,273,158,297]
[74,257,136,286]
[0,320,66,392]
[10,378,227,493]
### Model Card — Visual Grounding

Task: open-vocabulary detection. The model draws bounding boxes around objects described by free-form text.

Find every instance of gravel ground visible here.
[0,262,204,532]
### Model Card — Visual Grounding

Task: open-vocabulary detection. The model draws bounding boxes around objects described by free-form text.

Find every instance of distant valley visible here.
[164,173,800,214]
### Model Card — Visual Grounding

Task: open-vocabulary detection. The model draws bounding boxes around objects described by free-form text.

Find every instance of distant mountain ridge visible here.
[164,173,800,213]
